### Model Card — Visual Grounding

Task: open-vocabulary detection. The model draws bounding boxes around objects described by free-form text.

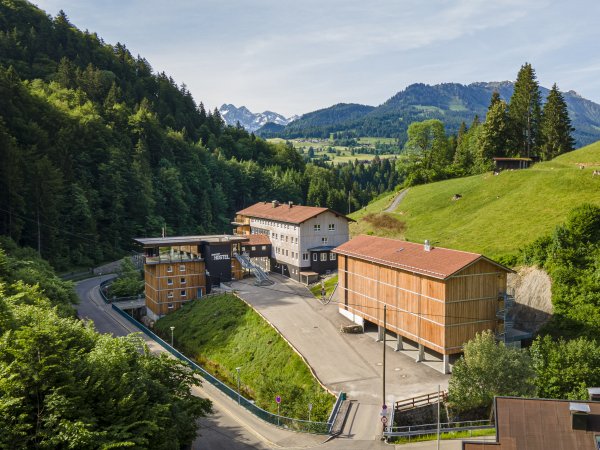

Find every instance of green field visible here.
[349,141,600,259]
[268,137,399,164]
[155,294,334,420]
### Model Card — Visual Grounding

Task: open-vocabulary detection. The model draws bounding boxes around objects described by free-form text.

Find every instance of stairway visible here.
[234,253,273,286]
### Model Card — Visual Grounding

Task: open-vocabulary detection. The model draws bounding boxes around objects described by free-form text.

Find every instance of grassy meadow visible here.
[155,294,334,420]
[268,136,399,164]
[349,141,600,259]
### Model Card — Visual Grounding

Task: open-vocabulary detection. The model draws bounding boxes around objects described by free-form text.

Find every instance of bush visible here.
[107,258,144,297]
[448,331,535,413]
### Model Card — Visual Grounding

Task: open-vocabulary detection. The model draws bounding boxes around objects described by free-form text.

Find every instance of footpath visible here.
[78,275,491,449]
[231,274,449,445]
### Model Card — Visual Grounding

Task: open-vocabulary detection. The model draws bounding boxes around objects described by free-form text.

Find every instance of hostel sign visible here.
[212,253,230,261]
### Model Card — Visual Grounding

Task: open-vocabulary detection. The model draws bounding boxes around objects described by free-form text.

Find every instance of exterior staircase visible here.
[233,252,273,286]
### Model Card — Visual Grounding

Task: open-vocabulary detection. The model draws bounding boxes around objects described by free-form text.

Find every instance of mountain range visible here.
[255,82,600,147]
[219,104,299,132]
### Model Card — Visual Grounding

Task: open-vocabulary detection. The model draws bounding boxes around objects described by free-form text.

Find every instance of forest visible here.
[0,237,212,448]
[0,0,395,269]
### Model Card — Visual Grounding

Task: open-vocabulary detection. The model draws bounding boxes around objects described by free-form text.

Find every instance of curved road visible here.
[75,276,284,450]
[76,276,468,450]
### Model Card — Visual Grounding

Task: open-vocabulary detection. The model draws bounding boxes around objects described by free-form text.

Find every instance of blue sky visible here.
[34,0,600,117]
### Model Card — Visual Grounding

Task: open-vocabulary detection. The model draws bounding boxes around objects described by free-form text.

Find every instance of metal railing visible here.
[98,279,144,305]
[111,304,343,434]
[233,252,272,285]
[394,391,448,412]
[144,254,203,265]
[384,419,494,437]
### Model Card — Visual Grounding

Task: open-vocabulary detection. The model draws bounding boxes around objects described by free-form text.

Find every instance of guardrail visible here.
[395,391,448,412]
[111,304,343,434]
[98,279,144,304]
[384,419,494,438]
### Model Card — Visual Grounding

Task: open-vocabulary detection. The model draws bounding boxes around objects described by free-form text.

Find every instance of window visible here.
[180,277,186,284]
[167,265,173,273]
[168,303,174,309]
[167,291,174,298]
[251,246,256,251]
[179,264,186,272]
[261,245,267,250]
[329,223,335,231]
[321,237,328,244]
[285,236,288,242]
[330,253,336,261]
[313,253,318,261]
[180,290,187,297]
[285,249,289,256]
[314,224,321,231]
[167,278,173,285]
[303,253,309,261]
[321,253,327,261]
[242,246,246,252]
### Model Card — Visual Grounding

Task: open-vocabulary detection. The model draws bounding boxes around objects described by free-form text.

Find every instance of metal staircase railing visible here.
[234,252,273,285]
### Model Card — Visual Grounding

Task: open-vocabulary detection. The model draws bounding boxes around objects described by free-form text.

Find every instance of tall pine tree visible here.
[509,63,542,157]
[539,83,575,160]
[478,99,511,167]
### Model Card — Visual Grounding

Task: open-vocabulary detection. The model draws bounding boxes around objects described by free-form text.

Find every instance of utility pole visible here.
[437,384,441,450]
[382,304,387,410]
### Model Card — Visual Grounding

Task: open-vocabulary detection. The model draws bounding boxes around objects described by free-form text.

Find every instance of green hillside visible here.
[155,294,334,421]
[350,141,600,259]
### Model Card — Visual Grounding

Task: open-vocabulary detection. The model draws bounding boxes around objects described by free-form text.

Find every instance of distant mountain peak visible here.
[218,104,297,132]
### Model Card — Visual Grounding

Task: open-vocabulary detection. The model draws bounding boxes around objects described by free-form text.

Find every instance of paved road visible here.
[232,275,450,444]
[384,188,410,213]
[76,275,488,449]
[75,276,317,450]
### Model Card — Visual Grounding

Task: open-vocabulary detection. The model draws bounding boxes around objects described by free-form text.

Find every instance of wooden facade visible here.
[144,260,206,317]
[232,215,251,235]
[337,253,508,355]
[134,235,249,320]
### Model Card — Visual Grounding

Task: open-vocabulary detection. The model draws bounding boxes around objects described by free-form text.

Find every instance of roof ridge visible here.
[354,234,483,257]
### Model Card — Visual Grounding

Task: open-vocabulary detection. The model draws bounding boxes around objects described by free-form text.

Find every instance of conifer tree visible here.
[539,83,575,160]
[509,63,542,157]
[478,99,511,167]
[456,121,468,148]
[489,91,501,109]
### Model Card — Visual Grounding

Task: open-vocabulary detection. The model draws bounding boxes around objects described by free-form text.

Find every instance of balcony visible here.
[144,254,203,265]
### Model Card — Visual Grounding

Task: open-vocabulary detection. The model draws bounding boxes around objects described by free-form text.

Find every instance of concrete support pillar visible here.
[395,334,404,351]
[442,354,450,374]
[416,344,425,362]
[377,325,383,342]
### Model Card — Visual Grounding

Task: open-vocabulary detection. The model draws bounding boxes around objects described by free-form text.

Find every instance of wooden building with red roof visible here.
[333,235,513,372]
[463,396,600,450]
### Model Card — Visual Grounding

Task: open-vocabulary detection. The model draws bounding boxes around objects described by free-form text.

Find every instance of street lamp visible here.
[170,326,175,347]
[236,367,241,405]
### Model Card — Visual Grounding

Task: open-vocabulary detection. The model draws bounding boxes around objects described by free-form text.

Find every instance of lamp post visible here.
[170,326,175,347]
[236,367,241,405]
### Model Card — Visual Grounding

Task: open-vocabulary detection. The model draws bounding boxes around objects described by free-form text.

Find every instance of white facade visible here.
[247,210,349,270]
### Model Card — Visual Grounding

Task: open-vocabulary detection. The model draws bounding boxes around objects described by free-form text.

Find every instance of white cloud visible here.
[33,0,600,115]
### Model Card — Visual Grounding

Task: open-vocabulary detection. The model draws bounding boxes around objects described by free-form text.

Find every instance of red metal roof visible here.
[333,235,509,279]
[242,234,272,246]
[237,202,351,225]
[464,397,600,450]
